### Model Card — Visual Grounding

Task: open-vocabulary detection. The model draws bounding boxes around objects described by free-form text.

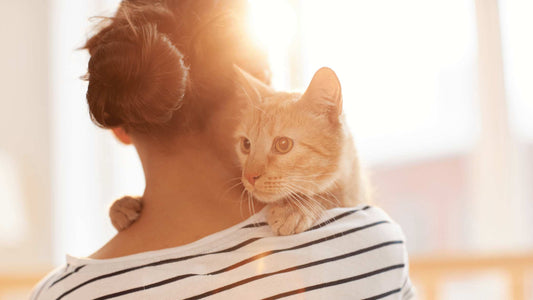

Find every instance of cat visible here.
[233,67,367,235]
[109,67,368,235]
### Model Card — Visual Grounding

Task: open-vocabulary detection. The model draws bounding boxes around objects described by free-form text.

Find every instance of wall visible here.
[0,0,52,272]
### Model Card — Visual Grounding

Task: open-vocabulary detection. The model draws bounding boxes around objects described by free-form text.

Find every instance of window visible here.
[249,0,532,255]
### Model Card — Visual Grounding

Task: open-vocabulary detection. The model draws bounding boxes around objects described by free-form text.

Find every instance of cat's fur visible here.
[109,196,142,231]
[233,67,366,235]
[109,67,368,235]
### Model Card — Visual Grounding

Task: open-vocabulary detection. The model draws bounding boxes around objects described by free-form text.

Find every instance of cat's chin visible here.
[248,190,285,204]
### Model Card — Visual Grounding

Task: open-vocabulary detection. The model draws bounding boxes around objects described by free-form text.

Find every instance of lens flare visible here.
[248,0,297,88]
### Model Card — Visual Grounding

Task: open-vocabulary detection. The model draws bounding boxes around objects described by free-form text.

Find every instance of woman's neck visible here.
[91,137,263,259]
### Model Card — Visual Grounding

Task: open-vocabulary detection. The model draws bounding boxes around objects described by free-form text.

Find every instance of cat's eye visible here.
[274,137,293,154]
[241,137,251,154]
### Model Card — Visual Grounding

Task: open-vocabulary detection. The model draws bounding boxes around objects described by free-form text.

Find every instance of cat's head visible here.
[234,67,344,203]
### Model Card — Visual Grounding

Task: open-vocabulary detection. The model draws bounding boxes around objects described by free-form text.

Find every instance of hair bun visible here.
[86,23,188,131]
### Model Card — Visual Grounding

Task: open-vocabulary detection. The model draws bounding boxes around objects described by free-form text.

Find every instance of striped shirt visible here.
[31,205,414,299]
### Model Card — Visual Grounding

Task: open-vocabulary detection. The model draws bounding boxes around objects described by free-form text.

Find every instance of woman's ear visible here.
[111,127,132,145]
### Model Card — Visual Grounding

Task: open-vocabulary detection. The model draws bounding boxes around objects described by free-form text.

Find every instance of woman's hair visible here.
[84,0,270,133]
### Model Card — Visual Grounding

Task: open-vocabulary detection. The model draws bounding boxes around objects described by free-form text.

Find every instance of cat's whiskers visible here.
[281,185,321,219]
[239,186,248,219]
[285,184,326,217]
[249,185,317,221]
[222,176,243,185]
[282,188,308,217]
[255,177,339,219]
[250,192,257,216]
[217,180,244,203]
[285,174,340,197]
[284,185,338,225]
[286,194,305,216]
[288,192,317,219]
[218,176,244,193]
[292,192,322,220]
[284,183,341,229]
[246,191,253,217]
[287,179,341,207]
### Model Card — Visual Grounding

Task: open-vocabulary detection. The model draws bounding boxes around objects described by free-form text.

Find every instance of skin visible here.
[90,92,265,259]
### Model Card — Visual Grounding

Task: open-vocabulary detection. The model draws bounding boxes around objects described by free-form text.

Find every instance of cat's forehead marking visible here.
[240,92,303,142]
[255,93,300,119]
[246,92,301,139]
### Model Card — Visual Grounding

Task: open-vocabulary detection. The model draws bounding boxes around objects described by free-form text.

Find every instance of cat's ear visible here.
[301,67,343,123]
[234,65,274,104]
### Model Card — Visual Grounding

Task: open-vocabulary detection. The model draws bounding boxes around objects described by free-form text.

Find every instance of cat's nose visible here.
[245,173,261,186]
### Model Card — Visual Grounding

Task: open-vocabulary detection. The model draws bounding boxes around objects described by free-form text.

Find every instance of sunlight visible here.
[248,0,296,49]
[248,0,296,89]
[296,0,477,164]
[246,0,476,163]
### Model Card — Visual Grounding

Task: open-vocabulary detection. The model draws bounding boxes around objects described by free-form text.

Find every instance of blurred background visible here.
[0,0,531,299]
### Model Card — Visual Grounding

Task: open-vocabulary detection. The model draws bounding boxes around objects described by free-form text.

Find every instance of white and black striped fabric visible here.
[31,205,414,299]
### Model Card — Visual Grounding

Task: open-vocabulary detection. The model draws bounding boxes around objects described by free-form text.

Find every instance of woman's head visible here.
[84,0,270,141]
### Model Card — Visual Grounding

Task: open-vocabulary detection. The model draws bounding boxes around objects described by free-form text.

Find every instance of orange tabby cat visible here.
[109,67,368,235]
[233,67,367,235]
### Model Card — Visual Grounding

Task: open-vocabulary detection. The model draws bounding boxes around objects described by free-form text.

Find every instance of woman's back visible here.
[32,205,413,299]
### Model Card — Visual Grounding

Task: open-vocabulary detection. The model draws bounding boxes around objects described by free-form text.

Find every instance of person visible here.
[31,1,414,299]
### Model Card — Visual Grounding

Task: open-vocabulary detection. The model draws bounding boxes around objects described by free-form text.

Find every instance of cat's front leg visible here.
[109,196,143,231]
[267,201,317,235]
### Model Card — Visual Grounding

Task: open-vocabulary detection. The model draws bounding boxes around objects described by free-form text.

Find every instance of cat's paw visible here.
[109,196,143,231]
[267,204,315,236]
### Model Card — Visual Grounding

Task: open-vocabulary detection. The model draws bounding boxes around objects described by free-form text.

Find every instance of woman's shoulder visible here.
[31,205,413,299]
[266,204,408,258]
[239,204,413,299]
[322,204,407,241]
[289,204,408,246]
[29,265,74,300]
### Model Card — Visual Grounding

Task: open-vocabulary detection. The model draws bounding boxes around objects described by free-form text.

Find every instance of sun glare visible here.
[248,0,296,89]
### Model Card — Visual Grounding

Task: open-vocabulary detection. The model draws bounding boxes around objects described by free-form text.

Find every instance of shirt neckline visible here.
[66,206,268,265]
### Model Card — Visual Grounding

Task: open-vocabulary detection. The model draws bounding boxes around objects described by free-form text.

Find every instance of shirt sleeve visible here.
[30,265,67,300]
